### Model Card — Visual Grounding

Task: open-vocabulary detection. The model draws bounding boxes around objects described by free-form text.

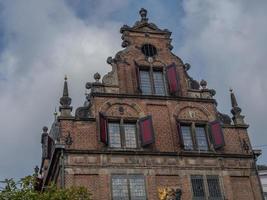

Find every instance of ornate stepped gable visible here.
[37,8,264,200]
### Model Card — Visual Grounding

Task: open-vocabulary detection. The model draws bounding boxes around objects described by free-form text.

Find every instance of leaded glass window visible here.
[139,68,167,96]
[108,122,138,149]
[129,176,147,200]
[112,175,146,200]
[124,124,137,148]
[195,126,208,151]
[207,175,223,200]
[191,175,223,200]
[181,125,194,150]
[191,175,205,200]
[153,71,166,95]
[108,123,121,148]
[179,123,209,151]
[140,70,152,95]
[112,176,129,200]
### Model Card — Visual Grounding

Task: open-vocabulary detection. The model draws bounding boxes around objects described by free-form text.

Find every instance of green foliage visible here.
[0,175,91,200]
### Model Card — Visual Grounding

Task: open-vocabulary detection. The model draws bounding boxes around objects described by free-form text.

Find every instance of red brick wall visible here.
[231,176,254,200]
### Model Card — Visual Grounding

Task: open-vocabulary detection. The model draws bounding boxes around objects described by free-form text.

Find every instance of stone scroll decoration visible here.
[158,187,182,200]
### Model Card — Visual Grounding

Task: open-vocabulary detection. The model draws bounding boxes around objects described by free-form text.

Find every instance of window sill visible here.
[181,149,213,154]
[105,147,146,152]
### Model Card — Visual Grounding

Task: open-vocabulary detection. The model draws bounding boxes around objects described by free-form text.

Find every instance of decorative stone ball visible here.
[107,56,113,64]
[94,72,101,82]
[43,126,48,133]
[200,79,207,88]
[184,63,191,71]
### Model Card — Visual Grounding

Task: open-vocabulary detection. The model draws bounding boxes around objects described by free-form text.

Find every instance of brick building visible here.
[39,8,264,200]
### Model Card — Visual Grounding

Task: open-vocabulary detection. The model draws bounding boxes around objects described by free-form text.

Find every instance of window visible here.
[108,121,137,148]
[136,63,179,96]
[139,69,167,95]
[140,70,152,95]
[153,71,166,95]
[191,175,205,199]
[141,44,157,57]
[179,123,209,151]
[99,113,155,147]
[195,126,208,151]
[207,175,223,199]
[112,175,147,200]
[180,125,194,150]
[191,175,223,200]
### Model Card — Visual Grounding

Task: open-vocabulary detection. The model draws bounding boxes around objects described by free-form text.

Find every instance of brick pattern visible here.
[72,122,98,150]
[223,128,252,154]
[73,175,99,199]
[147,104,174,152]
[231,176,254,200]
[60,97,254,156]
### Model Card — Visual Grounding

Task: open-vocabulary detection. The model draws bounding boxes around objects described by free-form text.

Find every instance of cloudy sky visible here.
[0,0,266,180]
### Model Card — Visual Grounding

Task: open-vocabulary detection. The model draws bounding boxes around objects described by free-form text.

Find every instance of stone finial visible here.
[230,88,245,125]
[230,88,238,108]
[200,79,207,89]
[41,126,48,144]
[183,63,191,71]
[94,72,101,82]
[107,56,113,65]
[34,165,39,176]
[42,126,48,133]
[139,8,148,22]
[53,107,58,120]
[59,76,72,116]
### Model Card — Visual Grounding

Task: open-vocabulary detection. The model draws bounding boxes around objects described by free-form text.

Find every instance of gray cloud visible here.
[178,0,267,163]
[0,0,123,179]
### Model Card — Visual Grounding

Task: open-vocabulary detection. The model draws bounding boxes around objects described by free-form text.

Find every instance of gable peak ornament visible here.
[139,8,148,22]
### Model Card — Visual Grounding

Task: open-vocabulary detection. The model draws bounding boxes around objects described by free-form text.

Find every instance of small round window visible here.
[141,44,157,57]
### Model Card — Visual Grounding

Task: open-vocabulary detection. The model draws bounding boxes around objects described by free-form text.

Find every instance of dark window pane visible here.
[181,125,193,150]
[153,71,166,95]
[207,175,223,200]
[112,176,129,200]
[191,175,205,200]
[124,124,137,148]
[195,126,208,151]
[140,70,152,95]
[141,44,157,57]
[108,123,121,148]
[129,176,146,200]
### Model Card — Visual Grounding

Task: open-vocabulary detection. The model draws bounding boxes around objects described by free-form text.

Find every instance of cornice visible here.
[65,149,254,159]
[91,92,217,104]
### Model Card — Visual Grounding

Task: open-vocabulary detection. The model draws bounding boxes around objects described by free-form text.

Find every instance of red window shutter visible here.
[176,121,184,148]
[210,120,225,149]
[135,65,141,93]
[99,112,108,145]
[139,115,155,146]
[166,63,179,94]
